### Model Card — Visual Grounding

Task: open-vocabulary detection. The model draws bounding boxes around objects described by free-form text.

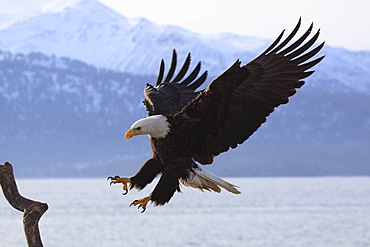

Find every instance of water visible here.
[0,177,369,246]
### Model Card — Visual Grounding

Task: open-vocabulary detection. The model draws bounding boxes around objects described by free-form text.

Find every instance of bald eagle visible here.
[109,19,324,212]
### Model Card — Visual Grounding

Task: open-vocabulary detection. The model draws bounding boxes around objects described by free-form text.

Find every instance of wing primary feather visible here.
[255,30,285,61]
[262,71,314,81]
[180,62,201,86]
[263,33,323,74]
[296,55,325,71]
[163,49,177,83]
[277,22,313,56]
[263,51,324,76]
[187,71,208,90]
[285,29,320,60]
[291,42,325,65]
[172,53,191,82]
[268,18,302,54]
[262,29,321,71]
[156,59,165,86]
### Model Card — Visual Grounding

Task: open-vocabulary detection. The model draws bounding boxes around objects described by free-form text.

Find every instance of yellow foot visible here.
[130,196,152,213]
[107,176,131,195]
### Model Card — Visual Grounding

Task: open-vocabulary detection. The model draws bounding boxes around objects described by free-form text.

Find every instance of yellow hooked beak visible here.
[125,129,135,140]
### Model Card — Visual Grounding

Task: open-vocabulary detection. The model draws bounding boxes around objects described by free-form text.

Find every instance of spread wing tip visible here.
[154,50,207,90]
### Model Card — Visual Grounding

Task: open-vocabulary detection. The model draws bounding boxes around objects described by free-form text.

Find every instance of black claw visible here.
[108,175,121,185]
[107,175,120,181]
[130,200,137,207]
[130,200,146,213]
[122,189,128,195]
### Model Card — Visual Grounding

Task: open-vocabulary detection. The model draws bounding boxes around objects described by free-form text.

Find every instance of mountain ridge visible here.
[0,0,266,76]
[0,0,369,96]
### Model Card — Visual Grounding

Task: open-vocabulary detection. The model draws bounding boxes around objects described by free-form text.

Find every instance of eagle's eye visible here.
[135,127,142,131]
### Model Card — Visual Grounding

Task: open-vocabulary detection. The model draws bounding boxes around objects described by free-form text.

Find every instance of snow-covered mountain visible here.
[0,0,265,75]
[1,0,369,95]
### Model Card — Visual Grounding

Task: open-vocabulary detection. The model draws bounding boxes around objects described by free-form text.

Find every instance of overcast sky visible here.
[1,0,369,51]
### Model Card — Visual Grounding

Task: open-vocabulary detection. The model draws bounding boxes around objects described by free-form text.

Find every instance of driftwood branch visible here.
[0,162,48,247]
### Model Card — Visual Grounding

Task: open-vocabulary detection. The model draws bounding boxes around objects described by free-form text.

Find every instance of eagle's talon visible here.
[107,176,131,194]
[130,196,151,213]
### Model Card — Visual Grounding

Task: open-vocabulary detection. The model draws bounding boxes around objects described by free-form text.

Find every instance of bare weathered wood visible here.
[0,162,48,247]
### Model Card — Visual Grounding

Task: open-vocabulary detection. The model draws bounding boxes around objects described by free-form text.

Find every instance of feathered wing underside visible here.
[143,50,208,115]
[178,18,325,165]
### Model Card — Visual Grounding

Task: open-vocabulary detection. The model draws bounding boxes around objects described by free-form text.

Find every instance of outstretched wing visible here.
[143,50,208,116]
[177,19,325,165]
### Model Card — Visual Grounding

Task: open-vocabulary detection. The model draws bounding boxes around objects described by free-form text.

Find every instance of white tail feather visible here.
[179,166,241,194]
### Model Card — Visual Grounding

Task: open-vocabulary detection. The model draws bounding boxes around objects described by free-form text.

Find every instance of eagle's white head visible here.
[125,115,170,139]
